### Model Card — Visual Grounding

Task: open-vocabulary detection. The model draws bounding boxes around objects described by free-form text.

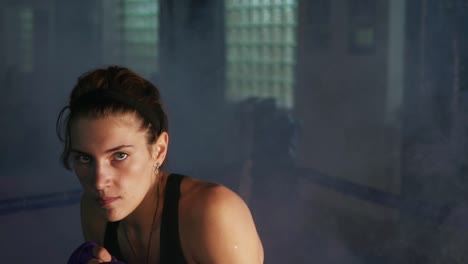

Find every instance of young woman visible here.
[58,66,264,264]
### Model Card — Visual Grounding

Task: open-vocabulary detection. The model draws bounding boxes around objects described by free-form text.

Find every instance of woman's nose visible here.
[93,162,112,191]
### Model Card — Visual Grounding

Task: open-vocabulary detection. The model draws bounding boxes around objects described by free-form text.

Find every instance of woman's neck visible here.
[122,172,166,231]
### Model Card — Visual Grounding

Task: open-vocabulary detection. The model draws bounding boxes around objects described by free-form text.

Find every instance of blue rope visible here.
[0,170,454,229]
[0,189,82,216]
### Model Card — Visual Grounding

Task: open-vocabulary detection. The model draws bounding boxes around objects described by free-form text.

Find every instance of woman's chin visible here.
[102,209,125,222]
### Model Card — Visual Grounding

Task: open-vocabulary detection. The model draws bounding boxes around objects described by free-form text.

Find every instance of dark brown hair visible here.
[56,65,168,170]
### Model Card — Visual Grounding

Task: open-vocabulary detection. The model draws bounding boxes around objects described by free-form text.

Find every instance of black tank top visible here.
[104,174,187,263]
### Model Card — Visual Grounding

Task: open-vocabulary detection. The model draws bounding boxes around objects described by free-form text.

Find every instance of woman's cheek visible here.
[74,166,93,186]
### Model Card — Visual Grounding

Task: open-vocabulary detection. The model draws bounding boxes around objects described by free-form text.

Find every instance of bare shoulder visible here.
[179,177,240,208]
[179,177,250,225]
[80,193,107,244]
[179,177,264,263]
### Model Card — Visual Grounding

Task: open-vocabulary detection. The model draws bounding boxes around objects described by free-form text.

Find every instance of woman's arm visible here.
[181,185,264,264]
[80,193,107,244]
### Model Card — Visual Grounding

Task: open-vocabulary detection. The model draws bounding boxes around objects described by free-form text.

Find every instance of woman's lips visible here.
[98,197,119,207]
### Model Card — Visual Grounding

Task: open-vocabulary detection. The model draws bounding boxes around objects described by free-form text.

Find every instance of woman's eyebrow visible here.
[70,145,134,154]
[69,149,88,155]
[104,145,134,153]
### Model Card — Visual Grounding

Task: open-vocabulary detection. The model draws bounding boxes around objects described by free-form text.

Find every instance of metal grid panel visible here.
[121,0,159,78]
[225,0,297,108]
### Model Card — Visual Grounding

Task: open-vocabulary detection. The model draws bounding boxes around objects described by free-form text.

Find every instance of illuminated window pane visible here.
[226,0,297,108]
[17,8,34,73]
[121,0,159,78]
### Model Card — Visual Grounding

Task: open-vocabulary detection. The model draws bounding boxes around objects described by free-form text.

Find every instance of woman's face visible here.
[70,112,159,221]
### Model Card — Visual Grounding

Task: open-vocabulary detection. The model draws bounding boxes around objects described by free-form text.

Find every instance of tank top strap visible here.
[159,173,187,264]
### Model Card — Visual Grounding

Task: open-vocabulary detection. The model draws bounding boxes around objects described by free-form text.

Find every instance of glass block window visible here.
[102,0,159,79]
[18,8,34,73]
[225,0,298,109]
[3,7,34,73]
[121,0,159,78]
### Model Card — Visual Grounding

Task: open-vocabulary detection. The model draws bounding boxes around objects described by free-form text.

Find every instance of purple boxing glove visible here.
[68,241,126,264]
[102,258,127,264]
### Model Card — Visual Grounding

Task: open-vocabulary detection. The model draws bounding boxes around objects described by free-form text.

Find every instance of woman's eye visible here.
[114,152,128,161]
[76,155,91,163]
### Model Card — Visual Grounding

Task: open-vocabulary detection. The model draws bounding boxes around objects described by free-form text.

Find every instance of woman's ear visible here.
[152,132,169,164]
